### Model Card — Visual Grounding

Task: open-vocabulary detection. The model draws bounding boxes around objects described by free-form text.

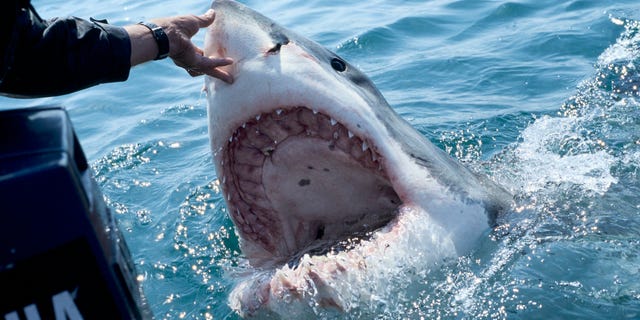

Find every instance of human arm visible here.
[0,2,232,98]
[0,3,133,98]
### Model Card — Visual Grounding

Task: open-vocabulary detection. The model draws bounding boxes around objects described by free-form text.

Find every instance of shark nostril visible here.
[267,43,282,54]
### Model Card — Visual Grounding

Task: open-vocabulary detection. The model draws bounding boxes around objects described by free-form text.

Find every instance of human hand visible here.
[149,10,234,83]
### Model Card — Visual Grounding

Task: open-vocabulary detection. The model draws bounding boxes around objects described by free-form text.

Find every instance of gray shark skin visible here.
[203,0,512,317]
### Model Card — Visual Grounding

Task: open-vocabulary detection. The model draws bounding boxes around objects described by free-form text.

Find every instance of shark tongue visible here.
[263,135,400,251]
[222,106,401,265]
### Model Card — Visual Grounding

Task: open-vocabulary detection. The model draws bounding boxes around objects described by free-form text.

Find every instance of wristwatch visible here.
[138,21,170,60]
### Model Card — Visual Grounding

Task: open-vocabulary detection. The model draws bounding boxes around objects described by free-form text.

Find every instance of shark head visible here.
[204,0,512,315]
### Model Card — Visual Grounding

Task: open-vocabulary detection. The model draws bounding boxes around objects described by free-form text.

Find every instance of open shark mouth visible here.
[220,106,402,267]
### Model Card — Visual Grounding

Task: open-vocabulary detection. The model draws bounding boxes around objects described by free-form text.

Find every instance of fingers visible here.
[154,9,234,83]
[198,9,216,28]
[184,54,234,83]
[163,9,215,40]
[182,9,216,36]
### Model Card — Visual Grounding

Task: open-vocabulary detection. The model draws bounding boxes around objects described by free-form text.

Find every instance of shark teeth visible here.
[229,107,383,173]
[223,106,389,254]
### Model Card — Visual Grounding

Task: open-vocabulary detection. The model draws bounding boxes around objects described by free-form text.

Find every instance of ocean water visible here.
[3,0,640,319]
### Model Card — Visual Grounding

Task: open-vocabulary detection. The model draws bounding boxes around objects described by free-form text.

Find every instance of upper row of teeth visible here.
[229,116,372,153]
[228,135,371,152]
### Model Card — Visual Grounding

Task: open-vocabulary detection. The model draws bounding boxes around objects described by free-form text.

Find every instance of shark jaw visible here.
[219,105,403,268]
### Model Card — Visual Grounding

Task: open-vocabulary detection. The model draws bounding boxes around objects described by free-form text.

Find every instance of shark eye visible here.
[331,58,347,72]
[267,43,282,54]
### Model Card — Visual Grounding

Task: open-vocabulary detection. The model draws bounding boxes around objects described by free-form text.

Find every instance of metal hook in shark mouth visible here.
[220,106,401,267]
[204,0,512,316]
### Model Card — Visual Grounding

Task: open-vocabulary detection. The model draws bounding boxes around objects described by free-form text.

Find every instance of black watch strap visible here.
[138,21,170,60]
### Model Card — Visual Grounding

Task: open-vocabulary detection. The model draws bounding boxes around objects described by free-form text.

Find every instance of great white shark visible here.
[203,0,513,317]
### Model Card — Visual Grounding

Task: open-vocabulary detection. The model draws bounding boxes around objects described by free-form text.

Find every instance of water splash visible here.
[411,17,640,320]
[226,205,460,319]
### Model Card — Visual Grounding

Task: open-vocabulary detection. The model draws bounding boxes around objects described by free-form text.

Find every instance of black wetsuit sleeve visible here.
[0,1,132,98]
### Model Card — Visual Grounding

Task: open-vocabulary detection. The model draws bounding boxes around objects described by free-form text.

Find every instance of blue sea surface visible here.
[3,0,640,319]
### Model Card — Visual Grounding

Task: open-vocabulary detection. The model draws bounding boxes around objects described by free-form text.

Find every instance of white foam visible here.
[510,115,617,195]
[229,206,458,317]
[598,21,640,66]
